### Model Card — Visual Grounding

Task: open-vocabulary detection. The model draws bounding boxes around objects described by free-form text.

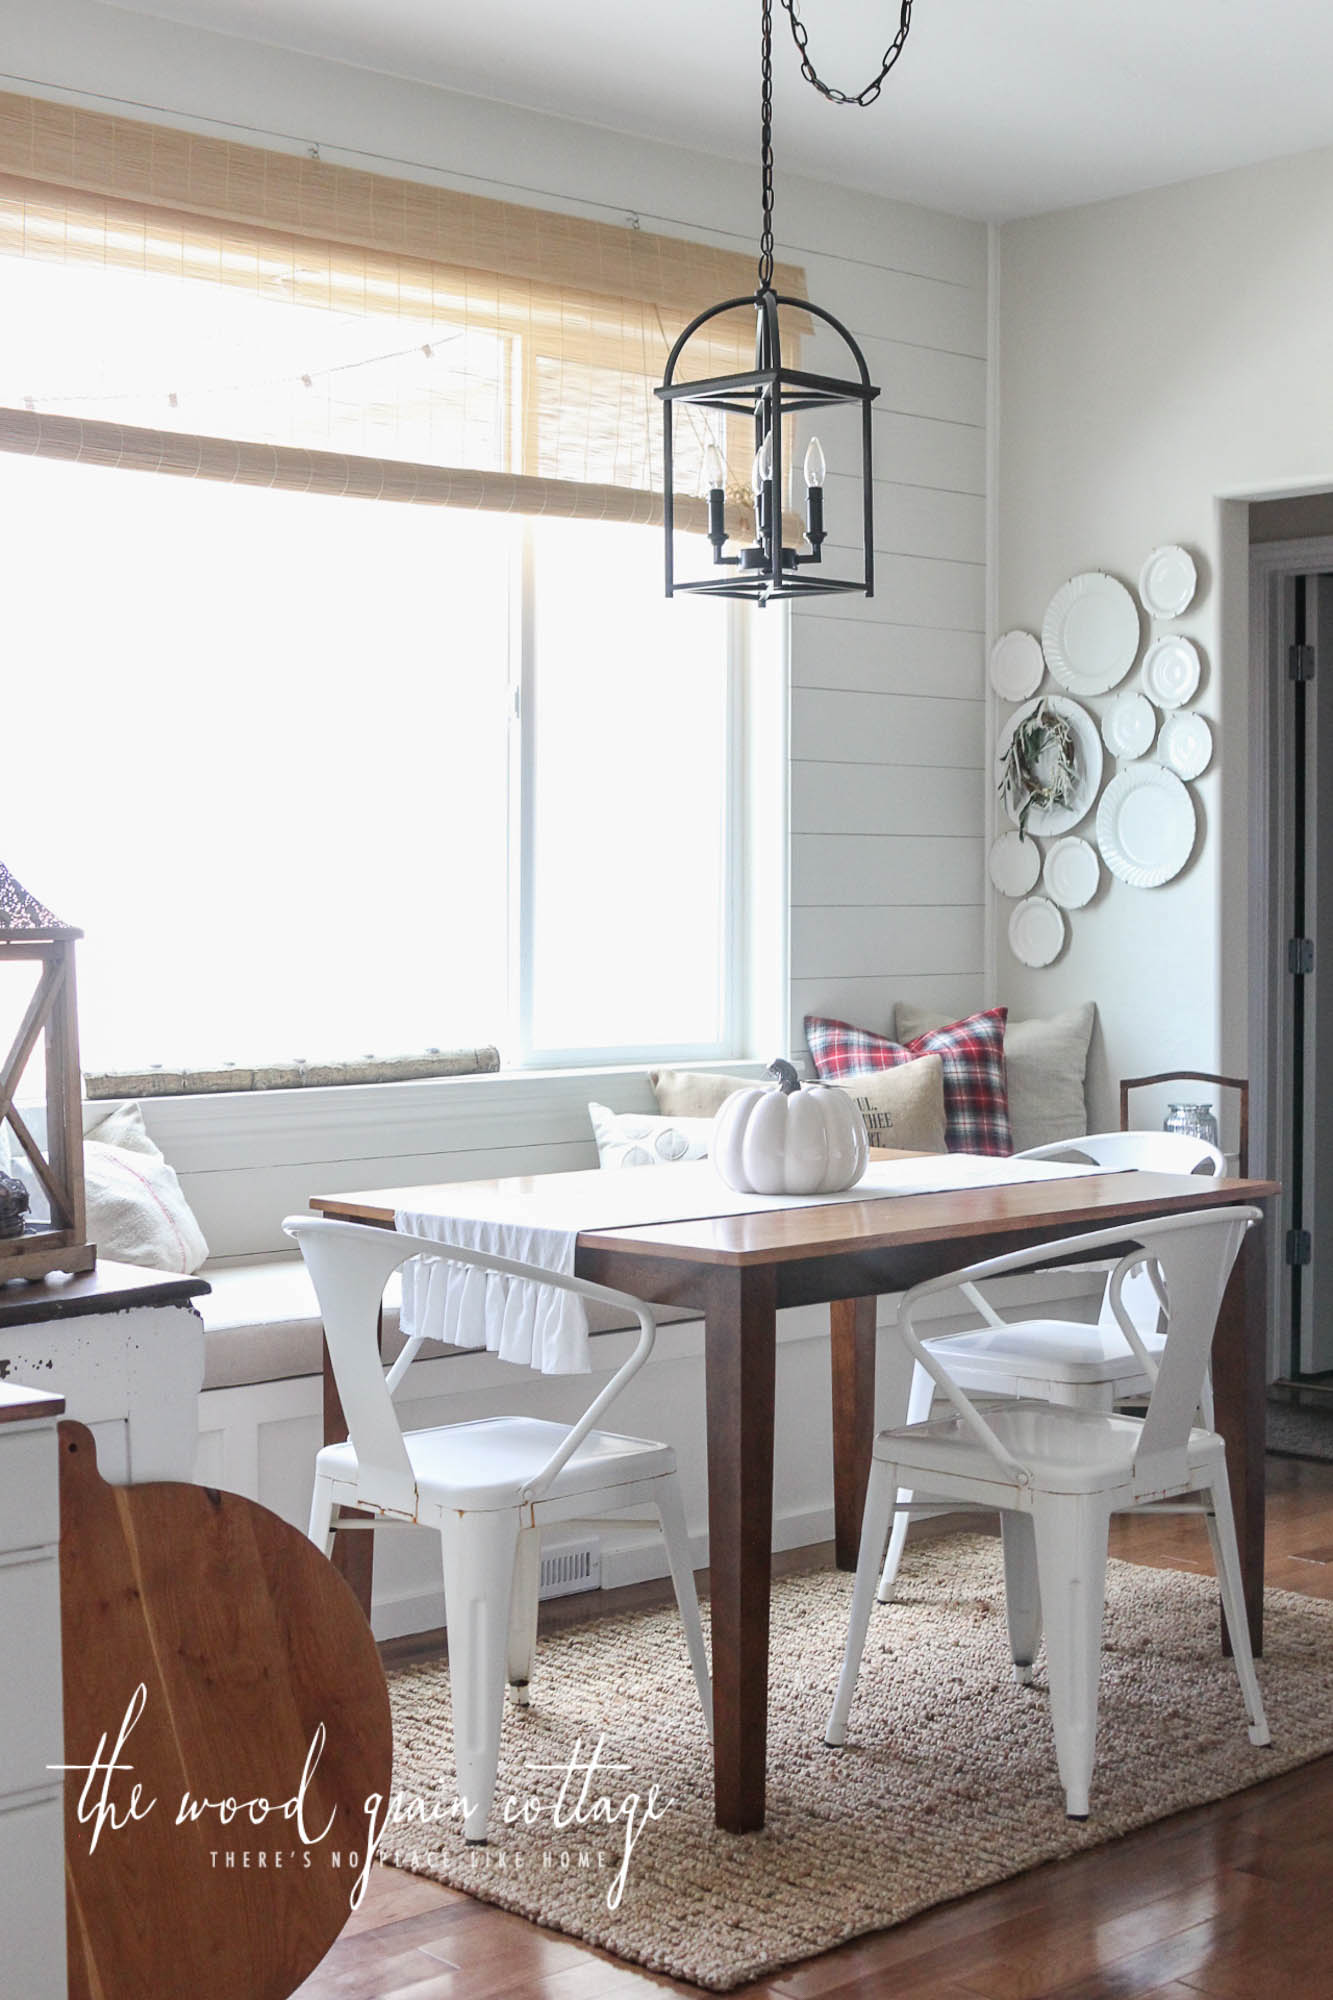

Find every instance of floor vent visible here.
[538,1537,601,1601]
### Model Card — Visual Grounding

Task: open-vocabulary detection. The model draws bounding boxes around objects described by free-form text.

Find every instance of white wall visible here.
[994,143,1333,1136]
[5,0,989,1064]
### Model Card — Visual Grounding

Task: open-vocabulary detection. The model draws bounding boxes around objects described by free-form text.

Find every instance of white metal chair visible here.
[284,1215,711,1843]
[876,1130,1227,1602]
[828,1208,1269,1819]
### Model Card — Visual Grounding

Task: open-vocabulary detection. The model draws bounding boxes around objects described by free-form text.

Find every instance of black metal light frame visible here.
[658,288,878,605]
[655,0,909,607]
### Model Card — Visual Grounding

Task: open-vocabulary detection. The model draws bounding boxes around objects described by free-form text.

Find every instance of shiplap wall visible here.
[788,247,988,1054]
[12,1,990,1089]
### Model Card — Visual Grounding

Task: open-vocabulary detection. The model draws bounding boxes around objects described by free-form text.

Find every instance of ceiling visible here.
[113,0,1333,221]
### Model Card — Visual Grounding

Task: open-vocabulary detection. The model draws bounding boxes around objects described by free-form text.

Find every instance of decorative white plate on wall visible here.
[1101,690,1157,760]
[988,830,1042,897]
[1142,634,1202,708]
[1159,709,1213,780]
[989,630,1045,702]
[1009,895,1066,967]
[1139,544,1198,619]
[1042,835,1100,910]
[1096,764,1196,888]
[996,694,1104,836]
[1041,572,1140,696]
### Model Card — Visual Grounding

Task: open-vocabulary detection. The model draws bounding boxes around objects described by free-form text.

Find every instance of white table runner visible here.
[396,1155,1124,1374]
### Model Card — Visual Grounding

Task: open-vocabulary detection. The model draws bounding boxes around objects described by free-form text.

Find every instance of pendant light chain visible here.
[758,0,776,291]
[780,0,914,109]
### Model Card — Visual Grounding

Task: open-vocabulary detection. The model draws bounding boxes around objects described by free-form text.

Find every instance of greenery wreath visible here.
[999,698,1079,838]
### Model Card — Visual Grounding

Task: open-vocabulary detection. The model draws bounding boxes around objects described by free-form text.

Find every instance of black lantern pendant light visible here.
[657,0,913,605]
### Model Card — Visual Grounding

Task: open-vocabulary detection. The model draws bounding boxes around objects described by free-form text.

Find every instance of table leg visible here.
[705,1263,777,1833]
[1211,1210,1268,1656]
[323,1311,378,1622]
[830,1296,877,1570]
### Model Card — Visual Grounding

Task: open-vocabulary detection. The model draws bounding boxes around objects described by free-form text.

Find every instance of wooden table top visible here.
[312,1164,1279,1268]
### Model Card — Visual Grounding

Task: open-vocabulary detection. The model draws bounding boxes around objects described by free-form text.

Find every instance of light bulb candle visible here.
[701,440,727,557]
[803,435,826,554]
[751,429,774,547]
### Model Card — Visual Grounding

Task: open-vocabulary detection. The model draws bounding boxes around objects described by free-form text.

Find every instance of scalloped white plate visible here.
[1043,835,1100,910]
[995,694,1104,837]
[1139,544,1197,619]
[989,630,1045,702]
[1009,895,1066,967]
[988,830,1041,898]
[1101,690,1156,760]
[1041,572,1140,696]
[1097,764,1196,888]
[1142,635,1201,709]
[1158,710,1212,780]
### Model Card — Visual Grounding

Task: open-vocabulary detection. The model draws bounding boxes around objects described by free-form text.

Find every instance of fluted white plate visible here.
[1139,544,1198,619]
[989,630,1045,702]
[988,830,1041,897]
[1043,835,1100,910]
[1042,572,1140,696]
[1142,634,1201,708]
[1101,690,1157,760]
[1009,895,1066,967]
[1159,710,1213,780]
[1097,764,1196,888]
[995,694,1103,837]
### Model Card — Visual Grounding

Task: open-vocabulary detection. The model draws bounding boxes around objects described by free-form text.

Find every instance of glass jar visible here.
[1164,1102,1220,1149]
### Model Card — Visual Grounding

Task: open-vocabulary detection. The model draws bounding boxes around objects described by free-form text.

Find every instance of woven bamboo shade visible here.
[0,90,808,522]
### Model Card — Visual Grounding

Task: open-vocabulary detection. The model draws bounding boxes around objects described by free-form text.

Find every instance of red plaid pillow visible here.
[805,1008,1013,1157]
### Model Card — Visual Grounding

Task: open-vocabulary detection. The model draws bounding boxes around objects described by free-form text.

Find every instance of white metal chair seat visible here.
[876,1129,1225,1602]
[314,1415,678,1515]
[920,1319,1167,1394]
[827,1209,1270,1821]
[285,1215,712,1845]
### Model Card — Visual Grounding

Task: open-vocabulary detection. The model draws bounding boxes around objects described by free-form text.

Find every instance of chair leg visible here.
[439,1509,521,1844]
[655,1475,713,1738]
[1000,1510,1043,1685]
[876,1363,935,1603]
[1203,1475,1271,1747]
[308,1474,337,1557]
[1031,1495,1109,1819]
[827,1458,898,1746]
[1199,1367,1216,1432]
[506,1526,541,1708]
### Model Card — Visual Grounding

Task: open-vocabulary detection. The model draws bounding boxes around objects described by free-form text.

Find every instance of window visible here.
[3,449,748,1072]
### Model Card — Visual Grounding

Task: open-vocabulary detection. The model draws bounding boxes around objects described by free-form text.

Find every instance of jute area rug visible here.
[382,1537,1333,1991]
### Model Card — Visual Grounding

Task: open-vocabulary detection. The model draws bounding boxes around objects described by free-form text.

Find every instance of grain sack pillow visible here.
[806,1008,1013,1156]
[649,1067,759,1117]
[82,1101,209,1274]
[832,1053,947,1154]
[587,1103,713,1169]
[895,1002,1096,1154]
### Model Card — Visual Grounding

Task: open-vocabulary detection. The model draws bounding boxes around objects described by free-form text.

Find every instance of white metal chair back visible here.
[284,1216,660,1514]
[1017,1130,1226,1177]
[893,1207,1260,1488]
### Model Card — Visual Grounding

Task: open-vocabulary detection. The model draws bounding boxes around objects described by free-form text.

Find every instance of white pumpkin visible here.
[713,1059,868,1195]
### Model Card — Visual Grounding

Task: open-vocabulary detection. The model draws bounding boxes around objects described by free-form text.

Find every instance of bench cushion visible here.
[197,1255,698,1392]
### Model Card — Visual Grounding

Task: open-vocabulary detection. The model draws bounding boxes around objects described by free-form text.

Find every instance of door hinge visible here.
[1287,1227,1313,1268]
[1289,936,1316,975]
[1290,643,1316,681]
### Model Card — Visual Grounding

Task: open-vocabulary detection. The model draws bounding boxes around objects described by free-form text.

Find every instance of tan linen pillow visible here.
[649,1067,759,1117]
[833,1053,947,1155]
[894,1002,1096,1154]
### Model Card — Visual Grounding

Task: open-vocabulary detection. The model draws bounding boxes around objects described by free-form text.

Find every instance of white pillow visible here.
[587,1102,713,1170]
[82,1101,209,1274]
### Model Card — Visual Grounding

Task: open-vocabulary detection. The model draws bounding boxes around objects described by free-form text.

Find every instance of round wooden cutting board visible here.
[58,1421,395,2000]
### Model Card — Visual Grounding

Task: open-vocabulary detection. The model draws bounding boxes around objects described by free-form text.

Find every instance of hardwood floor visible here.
[294,1457,1333,2000]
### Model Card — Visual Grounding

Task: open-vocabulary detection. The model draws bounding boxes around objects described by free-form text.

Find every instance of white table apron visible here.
[396,1155,1123,1374]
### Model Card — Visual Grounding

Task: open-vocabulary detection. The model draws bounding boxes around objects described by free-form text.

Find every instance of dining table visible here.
[311,1155,1278,1834]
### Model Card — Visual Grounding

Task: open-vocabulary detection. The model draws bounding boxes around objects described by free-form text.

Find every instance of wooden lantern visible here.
[0,864,95,1282]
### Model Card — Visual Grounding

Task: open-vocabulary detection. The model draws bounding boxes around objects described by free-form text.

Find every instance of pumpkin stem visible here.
[767,1057,801,1096]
